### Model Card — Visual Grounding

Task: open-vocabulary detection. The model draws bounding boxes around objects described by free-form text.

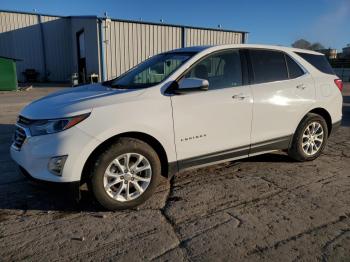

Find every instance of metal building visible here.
[0,10,248,83]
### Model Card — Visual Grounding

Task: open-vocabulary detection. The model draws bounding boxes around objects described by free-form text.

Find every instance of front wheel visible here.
[288,113,328,161]
[90,138,161,210]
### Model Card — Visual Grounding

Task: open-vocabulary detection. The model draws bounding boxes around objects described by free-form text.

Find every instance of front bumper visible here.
[10,126,100,183]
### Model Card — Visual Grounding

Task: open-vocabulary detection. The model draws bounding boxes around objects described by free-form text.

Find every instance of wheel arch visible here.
[295,107,332,138]
[81,131,171,184]
[308,107,332,136]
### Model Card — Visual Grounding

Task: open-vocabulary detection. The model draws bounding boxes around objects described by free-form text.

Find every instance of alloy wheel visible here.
[103,153,152,202]
[301,121,324,156]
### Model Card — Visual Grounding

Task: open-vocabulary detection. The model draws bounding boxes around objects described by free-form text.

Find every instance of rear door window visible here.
[295,52,334,75]
[249,50,288,84]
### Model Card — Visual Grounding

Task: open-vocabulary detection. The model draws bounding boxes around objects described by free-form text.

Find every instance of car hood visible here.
[20,83,145,119]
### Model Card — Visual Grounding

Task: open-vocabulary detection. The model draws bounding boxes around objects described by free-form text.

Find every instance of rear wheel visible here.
[288,113,328,161]
[90,138,161,210]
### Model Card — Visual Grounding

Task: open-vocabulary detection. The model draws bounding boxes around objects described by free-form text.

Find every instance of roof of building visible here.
[0,9,248,34]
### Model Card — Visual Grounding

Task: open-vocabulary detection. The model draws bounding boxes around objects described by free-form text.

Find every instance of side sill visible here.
[250,135,292,154]
[168,135,293,176]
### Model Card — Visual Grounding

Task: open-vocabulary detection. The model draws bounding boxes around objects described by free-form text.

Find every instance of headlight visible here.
[29,113,90,136]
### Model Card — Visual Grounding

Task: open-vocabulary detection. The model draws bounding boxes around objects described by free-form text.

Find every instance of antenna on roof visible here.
[104,11,108,18]
[160,19,164,23]
[217,24,222,29]
[139,17,143,21]
[33,9,37,13]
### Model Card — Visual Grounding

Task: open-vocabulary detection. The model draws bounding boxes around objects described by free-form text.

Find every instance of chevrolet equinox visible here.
[11,44,343,210]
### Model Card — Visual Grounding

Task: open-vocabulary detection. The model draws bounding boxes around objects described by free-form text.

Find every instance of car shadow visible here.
[243,152,293,163]
[342,96,350,127]
[343,95,350,104]
[0,171,103,213]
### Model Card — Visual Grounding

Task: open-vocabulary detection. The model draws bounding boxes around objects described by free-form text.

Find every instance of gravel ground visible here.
[0,84,349,261]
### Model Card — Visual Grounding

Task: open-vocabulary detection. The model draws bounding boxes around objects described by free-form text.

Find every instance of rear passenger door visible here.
[248,49,315,152]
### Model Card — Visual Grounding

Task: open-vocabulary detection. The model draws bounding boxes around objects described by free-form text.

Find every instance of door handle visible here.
[232,94,249,100]
[296,84,306,90]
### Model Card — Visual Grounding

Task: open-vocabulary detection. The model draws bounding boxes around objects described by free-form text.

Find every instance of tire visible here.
[288,113,328,161]
[90,137,161,210]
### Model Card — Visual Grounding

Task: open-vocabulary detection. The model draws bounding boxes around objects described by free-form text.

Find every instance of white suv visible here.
[11,44,343,210]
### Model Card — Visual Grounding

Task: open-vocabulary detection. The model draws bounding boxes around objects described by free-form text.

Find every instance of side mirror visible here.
[173,78,209,94]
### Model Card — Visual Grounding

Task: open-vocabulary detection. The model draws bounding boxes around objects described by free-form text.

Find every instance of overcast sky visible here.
[1,0,349,50]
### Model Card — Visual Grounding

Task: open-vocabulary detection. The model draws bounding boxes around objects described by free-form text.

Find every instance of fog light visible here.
[48,155,67,176]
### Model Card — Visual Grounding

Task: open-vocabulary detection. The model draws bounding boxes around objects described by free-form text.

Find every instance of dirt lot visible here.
[0,84,349,261]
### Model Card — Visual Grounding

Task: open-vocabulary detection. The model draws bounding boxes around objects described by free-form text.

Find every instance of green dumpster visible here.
[0,56,19,91]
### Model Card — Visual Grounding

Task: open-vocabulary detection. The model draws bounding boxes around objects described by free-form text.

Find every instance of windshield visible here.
[104,52,196,89]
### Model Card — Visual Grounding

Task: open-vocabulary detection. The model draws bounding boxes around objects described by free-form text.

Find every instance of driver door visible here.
[170,50,253,169]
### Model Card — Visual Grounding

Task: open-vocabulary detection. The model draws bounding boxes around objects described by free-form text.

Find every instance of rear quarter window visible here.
[285,55,304,79]
[295,52,334,75]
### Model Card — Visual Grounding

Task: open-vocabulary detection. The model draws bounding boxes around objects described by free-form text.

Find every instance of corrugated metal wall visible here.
[0,12,44,81]
[103,20,182,80]
[0,11,246,82]
[103,21,245,80]
[185,28,243,46]
[41,15,73,82]
[0,11,73,82]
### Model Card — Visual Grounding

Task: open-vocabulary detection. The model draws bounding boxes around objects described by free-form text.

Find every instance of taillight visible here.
[334,79,343,92]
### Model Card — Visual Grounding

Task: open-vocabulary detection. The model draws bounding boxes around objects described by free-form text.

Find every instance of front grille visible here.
[17,115,33,126]
[12,125,27,150]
